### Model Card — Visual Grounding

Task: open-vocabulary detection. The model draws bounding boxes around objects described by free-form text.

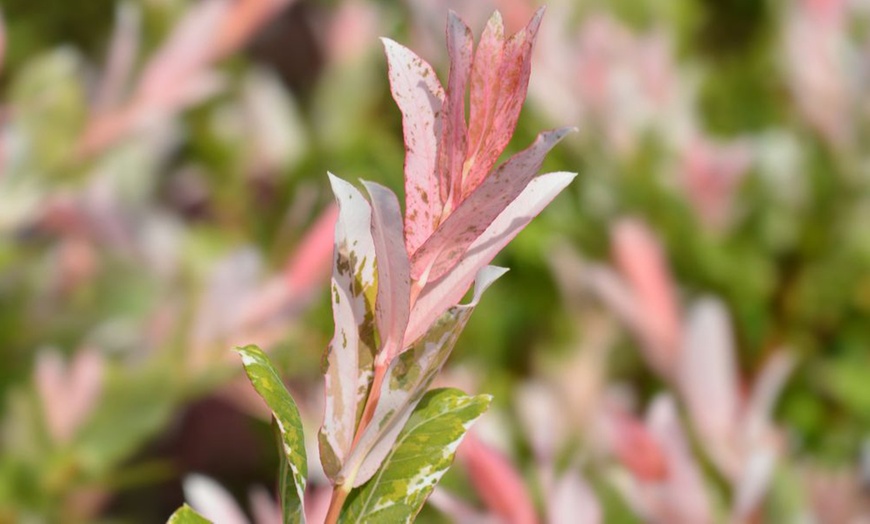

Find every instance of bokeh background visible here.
[2,0,870,521]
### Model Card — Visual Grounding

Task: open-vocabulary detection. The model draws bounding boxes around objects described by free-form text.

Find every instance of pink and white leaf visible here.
[731,447,777,522]
[341,266,506,486]
[411,127,574,282]
[94,2,141,113]
[183,474,249,524]
[362,181,411,365]
[406,171,577,346]
[137,0,227,102]
[319,174,378,481]
[381,38,445,255]
[644,395,713,524]
[744,350,794,445]
[678,298,741,477]
[547,470,601,524]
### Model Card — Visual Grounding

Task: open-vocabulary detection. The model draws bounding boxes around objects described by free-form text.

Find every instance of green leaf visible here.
[339,388,491,523]
[167,504,211,524]
[237,345,308,524]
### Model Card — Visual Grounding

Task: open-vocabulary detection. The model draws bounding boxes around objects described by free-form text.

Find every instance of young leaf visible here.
[237,345,308,524]
[362,180,411,365]
[410,127,574,282]
[167,504,212,524]
[465,8,545,194]
[440,11,473,210]
[339,388,492,523]
[405,171,577,346]
[339,266,506,487]
[381,38,445,255]
[320,173,378,481]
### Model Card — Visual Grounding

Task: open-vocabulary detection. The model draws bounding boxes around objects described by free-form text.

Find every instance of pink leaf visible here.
[611,219,681,377]
[283,204,339,300]
[381,38,446,256]
[406,171,576,346]
[547,470,601,524]
[645,396,713,524]
[411,127,573,282]
[440,11,474,210]
[36,348,105,444]
[678,298,741,476]
[459,433,539,524]
[464,8,545,196]
[362,181,411,365]
[137,0,227,102]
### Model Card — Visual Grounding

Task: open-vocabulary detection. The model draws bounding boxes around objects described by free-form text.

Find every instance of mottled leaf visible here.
[362,180,411,365]
[339,388,491,523]
[381,38,446,255]
[320,174,378,481]
[406,171,577,346]
[340,266,506,487]
[411,128,573,282]
[465,8,545,195]
[167,504,212,524]
[238,345,307,524]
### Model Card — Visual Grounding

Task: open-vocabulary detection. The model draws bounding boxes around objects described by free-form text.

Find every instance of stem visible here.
[351,361,388,449]
[324,483,351,524]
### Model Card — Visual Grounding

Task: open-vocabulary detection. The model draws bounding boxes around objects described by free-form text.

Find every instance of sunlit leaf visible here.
[167,504,212,524]
[339,388,491,523]
[406,172,577,346]
[381,38,445,255]
[238,345,307,524]
[340,266,505,487]
[320,174,378,482]
[411,128,573,282]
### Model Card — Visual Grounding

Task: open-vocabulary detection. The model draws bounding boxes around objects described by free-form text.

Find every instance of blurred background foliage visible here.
[2,0,870,522]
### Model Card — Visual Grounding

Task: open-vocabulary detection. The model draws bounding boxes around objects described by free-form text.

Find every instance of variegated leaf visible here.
[167,504,211,524]
[237,345,307,524]
[362,181,411,365]
[411,128,573,282]
[320,174,378,481]
[381,38,446,256]
[339,388,491,523]
[406,171,577,346]
[339,266,506,487]
[465,8,545,195]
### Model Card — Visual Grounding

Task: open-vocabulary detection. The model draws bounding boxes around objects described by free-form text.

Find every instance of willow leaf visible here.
[339,266,506,487]
[167,504,211,524]
[238,345,307,524]
[340,388,491,523]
